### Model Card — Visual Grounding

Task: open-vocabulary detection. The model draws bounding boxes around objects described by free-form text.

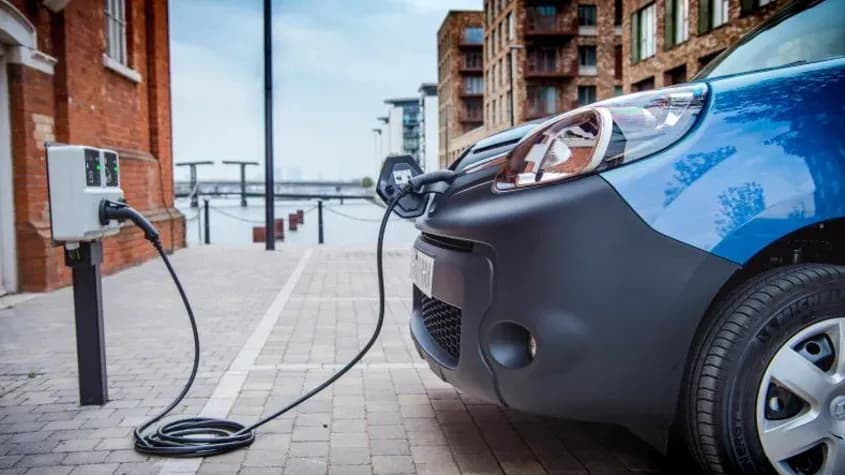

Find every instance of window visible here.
[614,45,623,79]
[699,0,729,33]
[528,86,559,116]
[105,0,128,65]
[464,51,483,69]
[529,47,558,73]
[633,76,655,91]
[578,45,597,75]
[713,0,729,27]
[615,0,623,26]
[464,76,484,95]
[578,86,597,105]
[578,5,597,26]
[578,45,597,66]
[614,85,624,96]
[665,0,689,49]
[740,0,773,15]
[537,5,558,16]
[700,0,845,78]
[631,3,656,63]
[664,64,688,85]
[464,27,484,44]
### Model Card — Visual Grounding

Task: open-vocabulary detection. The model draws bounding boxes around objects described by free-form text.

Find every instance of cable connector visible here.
[399,169,457,194]
[99,199,160,243]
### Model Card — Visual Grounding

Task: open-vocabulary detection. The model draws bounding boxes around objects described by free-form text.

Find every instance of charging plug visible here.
[401,169,457,194]
[99,200,160,242]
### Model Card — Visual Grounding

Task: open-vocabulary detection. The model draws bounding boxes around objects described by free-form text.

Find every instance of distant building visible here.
[376,83,439,171]
[437,11,485,167]
[623,0,785,91]
[418,83,440,172]
[0,0,183,292]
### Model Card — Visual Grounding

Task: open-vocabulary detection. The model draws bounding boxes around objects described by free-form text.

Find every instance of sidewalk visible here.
[0,245,666,474]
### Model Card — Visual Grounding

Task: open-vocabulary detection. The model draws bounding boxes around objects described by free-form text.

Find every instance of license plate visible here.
[410,249,435,297]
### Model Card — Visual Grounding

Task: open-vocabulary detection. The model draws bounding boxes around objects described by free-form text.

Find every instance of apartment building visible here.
[623,0,785,91]
[0,0,182,292]
[375,84,439,172]
[483,0,623,136]
[437,11,485,167]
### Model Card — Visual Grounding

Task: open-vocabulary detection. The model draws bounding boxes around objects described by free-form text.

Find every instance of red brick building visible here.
[0,0,183,293]
[622,0,784,91]
[437,11,485,167]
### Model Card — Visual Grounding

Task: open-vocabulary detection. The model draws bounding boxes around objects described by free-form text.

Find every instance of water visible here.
[176,198,420,247]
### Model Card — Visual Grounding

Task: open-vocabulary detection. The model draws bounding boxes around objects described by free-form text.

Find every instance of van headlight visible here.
[494,84,708,191]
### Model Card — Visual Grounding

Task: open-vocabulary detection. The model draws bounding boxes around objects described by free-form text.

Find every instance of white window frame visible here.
[105,0,127,65]
[712,0,729,28]
[675,0,689,44]
[638,4,656,59]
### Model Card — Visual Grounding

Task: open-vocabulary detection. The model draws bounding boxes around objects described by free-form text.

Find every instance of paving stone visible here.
[328,465,372,475]
[371,455,414,474]
[60,451,109,465]
[243,449,287,467]
[283,457,328,475]
[329,447,370,465]
[53,439,100,453]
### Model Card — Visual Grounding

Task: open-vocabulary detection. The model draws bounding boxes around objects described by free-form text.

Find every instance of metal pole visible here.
[65,242,108,405]
[263,0,276,249]
[510,48,516,126]
[190,166,198,208]
[240,164,247,207]
[204,198,210,245]
[318,200,324,245]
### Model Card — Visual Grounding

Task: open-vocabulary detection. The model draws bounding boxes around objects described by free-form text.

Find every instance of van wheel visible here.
[686,264,845,475]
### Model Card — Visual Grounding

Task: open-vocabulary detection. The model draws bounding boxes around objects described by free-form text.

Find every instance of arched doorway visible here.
[0,1,38,294]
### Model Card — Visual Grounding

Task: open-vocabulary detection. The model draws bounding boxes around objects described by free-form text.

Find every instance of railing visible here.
[459,110,483,122]
[525,98,579,120]
[525,9,577,36]
[525,54,577,78]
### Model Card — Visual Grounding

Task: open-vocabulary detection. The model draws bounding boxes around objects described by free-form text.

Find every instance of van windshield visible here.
[698,0,845,79]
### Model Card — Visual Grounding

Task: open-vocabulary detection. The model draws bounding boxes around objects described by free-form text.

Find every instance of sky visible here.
[169,0,481,183]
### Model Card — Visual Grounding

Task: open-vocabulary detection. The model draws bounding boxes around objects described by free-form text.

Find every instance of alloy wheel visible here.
[756,317,845,474]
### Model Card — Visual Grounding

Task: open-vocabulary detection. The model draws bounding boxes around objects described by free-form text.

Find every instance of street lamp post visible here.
[262,0,275,250]
[509,44,525,127]
[371,128,382,174]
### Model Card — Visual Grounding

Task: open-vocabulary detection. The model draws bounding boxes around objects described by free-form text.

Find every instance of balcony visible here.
[459,64,483,73]
[525,9,577,38]
[525,55,577,78]
[459,110,483,123]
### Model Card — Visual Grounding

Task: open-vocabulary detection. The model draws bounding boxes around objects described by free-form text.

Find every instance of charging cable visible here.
[100,191,407,457]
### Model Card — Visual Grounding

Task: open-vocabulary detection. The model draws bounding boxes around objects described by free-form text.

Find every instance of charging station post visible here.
[46,145,125,406]
[64,242,108,405]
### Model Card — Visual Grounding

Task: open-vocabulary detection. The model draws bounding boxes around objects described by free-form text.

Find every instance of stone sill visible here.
[103,54,142,83]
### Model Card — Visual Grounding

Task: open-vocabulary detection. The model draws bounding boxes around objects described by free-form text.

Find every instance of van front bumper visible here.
[408,175,738,447]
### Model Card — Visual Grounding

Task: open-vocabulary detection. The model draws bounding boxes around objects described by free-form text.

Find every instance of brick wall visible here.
[6,0,184,291]
[437,11,485,167]
[622,0,784,91]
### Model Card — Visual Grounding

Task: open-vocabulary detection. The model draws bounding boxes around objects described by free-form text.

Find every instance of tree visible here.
[361,176,374,188]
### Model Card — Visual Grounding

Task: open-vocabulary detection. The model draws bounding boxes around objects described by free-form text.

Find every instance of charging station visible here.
[46,144,124,405]
[44,143,457,456]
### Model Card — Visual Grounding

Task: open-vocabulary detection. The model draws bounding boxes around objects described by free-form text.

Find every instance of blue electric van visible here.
[405,0,845,473]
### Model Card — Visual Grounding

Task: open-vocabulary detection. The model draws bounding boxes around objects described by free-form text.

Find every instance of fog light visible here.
[488,322,535,369]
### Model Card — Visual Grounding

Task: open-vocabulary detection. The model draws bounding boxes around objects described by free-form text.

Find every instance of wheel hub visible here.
[756,317,845,475]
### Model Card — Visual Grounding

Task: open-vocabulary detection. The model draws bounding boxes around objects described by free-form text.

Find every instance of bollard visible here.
[274,218,285,241]
[318,201,324,245]
[252,226,266,243]
[289,213,298,231]
[297,209,304,225]
[203,199,210,245]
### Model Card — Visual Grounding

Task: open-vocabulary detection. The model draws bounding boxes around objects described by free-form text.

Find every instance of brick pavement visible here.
[0,245,667,474]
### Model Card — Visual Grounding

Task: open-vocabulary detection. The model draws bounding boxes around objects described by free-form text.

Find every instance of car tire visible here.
[685,263,845,475]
